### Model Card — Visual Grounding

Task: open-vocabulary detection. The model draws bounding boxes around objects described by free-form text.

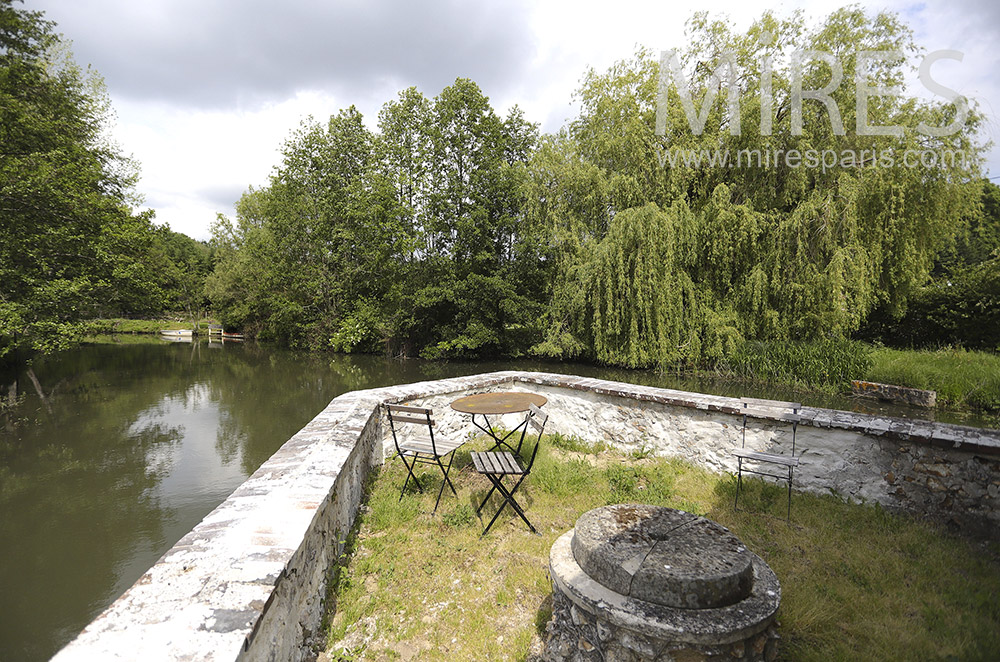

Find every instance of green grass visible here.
[323,437,1000,661]
[710,339,1000,415]
[867,346,1000,412]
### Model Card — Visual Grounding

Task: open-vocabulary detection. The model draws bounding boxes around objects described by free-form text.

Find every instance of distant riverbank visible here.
[82,317,219,335]
[83,320,1000,422]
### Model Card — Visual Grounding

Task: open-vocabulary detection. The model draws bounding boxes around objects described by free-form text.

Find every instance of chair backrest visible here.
[740,398,801,454]
[385,403,438,454]
[519,403,548,474]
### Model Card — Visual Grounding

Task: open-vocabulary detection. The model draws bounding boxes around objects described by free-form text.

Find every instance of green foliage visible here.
[867,347,1000,411]
[858,179,1000,350]
[723,337,874,389]
[529,8,985,369]
[149,228,213,317]
[587,202,701,368]
[207,107,405,347]
[81,318,196,334]
[208,80,542,356]
[0,1,168,359]
[201,7,991,371]
[545,432,607,454]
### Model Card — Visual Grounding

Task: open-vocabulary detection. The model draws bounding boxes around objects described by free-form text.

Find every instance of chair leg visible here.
[734,458,743,511]
[480,474,535,536]
[497,478,535,533]
[432,451,458,513]
[399,453,423,501]
[786,467,793,521]
[480,476,508,536]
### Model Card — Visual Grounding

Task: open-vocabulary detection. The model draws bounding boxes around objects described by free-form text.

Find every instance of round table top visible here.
[450,391,547,415]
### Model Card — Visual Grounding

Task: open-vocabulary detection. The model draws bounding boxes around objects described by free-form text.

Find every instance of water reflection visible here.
[0,341,357,661]
[0,338,995,661]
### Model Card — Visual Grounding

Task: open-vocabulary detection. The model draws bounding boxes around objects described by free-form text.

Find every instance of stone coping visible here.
[382,370,999,452]
[52,369,1000,662]
[499,372,1000,453]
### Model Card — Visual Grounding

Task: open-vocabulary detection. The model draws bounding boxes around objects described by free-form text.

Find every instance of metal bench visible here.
[733,398,801,519]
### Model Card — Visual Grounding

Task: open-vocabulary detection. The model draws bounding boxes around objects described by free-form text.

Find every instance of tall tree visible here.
[528,8,985,367]
[404,79,542,357]
[0,0,162,359]
[208,108,408,350]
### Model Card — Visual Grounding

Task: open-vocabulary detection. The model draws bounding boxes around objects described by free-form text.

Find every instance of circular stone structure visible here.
[544,505,781,662]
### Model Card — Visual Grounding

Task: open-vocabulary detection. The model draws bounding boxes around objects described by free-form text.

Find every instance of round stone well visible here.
[544,504,781,661]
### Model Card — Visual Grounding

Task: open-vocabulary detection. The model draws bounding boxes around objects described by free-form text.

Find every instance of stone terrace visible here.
[51,371,1000,661]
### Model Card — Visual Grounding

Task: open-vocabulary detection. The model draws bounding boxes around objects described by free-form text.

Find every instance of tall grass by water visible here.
[81,318,215,334]
[710,339,1000,416]
[323,434,1000,661]
[867,347,1000,412]
[716,338,874,390]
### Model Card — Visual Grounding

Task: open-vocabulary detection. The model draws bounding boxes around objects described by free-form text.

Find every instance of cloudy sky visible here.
[29,0,1000,240]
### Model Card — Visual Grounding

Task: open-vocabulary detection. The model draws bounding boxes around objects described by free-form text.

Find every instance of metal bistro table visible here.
[450,391,548,456]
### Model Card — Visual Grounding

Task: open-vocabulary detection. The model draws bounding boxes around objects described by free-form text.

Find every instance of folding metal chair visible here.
[470,403,548,536]
[385,404,465,513]
[732,397,801,520]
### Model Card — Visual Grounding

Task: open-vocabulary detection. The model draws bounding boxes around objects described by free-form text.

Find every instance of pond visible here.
[0,337,992,661]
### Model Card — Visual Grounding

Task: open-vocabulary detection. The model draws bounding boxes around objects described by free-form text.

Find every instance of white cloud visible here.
[28,0,1000,240]
[113,91,348,238]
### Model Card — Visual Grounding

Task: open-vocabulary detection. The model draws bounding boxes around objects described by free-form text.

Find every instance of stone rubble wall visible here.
[53,371,1000,662]
[851,380,937,408]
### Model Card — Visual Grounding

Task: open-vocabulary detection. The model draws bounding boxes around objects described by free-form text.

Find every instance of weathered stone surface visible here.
[546,507,782,662]
[572,504,692,597]
[572,505,753,609]
[634,517,753,609]
[550,528,780,647]
[851,380,937,408]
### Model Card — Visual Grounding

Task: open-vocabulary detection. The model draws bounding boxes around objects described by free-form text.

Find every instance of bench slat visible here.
[742,409,800,423]
[741,397,801,410]
[733,449,799,467]
[471,451,524,475]
[399,436,463,456]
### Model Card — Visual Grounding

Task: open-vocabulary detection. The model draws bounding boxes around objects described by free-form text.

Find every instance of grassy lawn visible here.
[867,347,1000,413]
[322,434,1000,662]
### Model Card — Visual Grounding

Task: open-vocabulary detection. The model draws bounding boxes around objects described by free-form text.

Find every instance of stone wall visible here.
[53,371,1000,662]
[544,588,781,662]
[543,506,782,662]
[416,375,999,538]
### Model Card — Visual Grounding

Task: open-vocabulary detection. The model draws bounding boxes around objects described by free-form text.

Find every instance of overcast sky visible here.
[28,0,1000,240]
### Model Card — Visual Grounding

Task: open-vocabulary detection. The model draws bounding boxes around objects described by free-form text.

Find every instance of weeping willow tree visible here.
[588,202,699,367]
[530,7,986,368]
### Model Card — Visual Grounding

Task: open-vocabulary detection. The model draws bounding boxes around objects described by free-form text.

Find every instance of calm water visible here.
[0,338,994,661]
